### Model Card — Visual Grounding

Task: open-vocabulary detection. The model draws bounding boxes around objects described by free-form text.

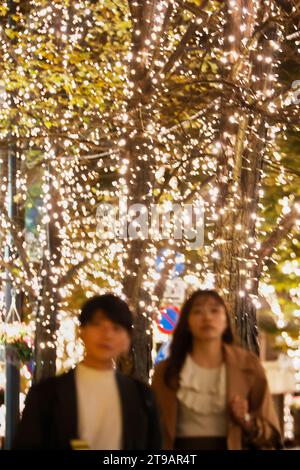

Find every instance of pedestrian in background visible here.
[152,289,282,450]
[14,294,162,450]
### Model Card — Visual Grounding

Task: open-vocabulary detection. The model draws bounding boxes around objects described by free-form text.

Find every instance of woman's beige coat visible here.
[152,344,282,450]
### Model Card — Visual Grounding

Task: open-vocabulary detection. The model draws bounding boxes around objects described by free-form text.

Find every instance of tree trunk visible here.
[33,163,63,382]
[212,0,275,354]
[33,263,59,383]
[118,2,164,381]
[33,300,57,383]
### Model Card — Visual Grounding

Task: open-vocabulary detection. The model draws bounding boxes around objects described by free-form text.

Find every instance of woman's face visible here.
[187,295,228,342]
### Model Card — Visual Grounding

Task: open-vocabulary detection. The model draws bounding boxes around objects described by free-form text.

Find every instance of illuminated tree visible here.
[0,0,299,382]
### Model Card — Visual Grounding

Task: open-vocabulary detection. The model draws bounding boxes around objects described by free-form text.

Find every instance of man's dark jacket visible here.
[13,369,162,450]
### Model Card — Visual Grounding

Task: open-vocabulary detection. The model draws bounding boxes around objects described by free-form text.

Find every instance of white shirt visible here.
[75,363,122,450]
[176,355,227,437]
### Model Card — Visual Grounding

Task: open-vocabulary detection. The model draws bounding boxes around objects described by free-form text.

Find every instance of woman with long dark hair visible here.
[152,289,282,450]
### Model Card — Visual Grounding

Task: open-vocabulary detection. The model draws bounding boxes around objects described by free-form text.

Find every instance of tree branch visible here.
[59,238,108,287]
[0,210,36,287]
[162,21,199,74]
[258,203,300,266]
[0,240,37,301]
[59,257,90,287]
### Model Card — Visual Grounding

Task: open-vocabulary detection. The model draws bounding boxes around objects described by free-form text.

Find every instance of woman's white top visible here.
[176,355,227,437]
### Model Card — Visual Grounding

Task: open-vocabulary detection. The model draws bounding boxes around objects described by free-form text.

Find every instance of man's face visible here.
[80,310,131,363]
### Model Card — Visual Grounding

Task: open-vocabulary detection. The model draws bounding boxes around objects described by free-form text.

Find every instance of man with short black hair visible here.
[14,294,162,450]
